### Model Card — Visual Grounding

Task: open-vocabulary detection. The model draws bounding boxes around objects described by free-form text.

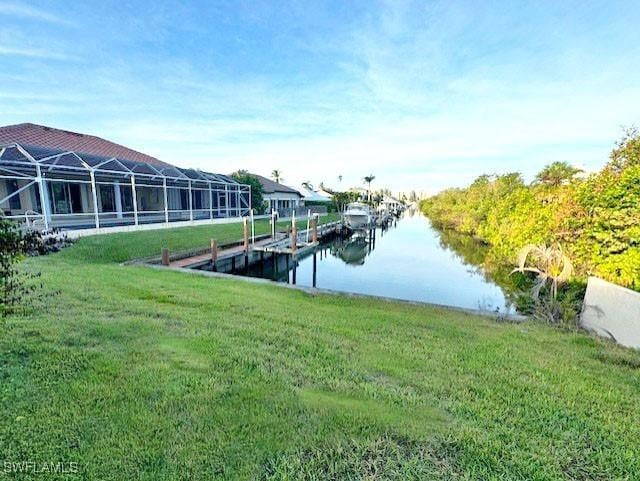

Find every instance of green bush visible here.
[0,216,42,317]
[421,131,640,292]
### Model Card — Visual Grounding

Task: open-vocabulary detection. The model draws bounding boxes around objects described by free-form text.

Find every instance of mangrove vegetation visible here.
[421,129,640,298]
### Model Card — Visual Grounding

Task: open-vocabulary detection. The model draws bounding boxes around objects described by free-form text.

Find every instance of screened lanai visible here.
[0,142,251,231]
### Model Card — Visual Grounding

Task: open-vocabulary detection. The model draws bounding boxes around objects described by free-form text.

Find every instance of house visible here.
[298,184,332,204]
[252,174,303,214]
[381,196,402,212]
[315,187,334,202]
[0,123,251,232]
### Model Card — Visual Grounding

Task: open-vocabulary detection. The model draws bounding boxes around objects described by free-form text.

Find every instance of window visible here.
[49,183,71,214]
[8,180,21,210]
[99,185,115,212]
[192,190,203,210]
[69,184,82,212]
[121,186,133,213]
[179,189,189,210]
[49,183,84,214]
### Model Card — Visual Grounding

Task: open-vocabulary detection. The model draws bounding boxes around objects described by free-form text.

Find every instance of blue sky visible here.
[1,0,639,193]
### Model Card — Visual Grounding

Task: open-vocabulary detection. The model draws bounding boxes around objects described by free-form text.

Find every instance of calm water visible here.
[237,209,515,313]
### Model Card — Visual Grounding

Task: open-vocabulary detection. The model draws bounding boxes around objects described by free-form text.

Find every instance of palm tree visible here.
[301,180,313,190]
[535,162,582,188]
[271,170,282,184]
[338,175,343,183]
[363,174,375,202]
[512,244,573,299]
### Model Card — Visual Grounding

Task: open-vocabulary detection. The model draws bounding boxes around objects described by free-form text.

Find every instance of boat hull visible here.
[344,214,371,230]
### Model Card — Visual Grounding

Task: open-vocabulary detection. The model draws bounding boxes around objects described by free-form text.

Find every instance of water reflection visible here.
[233,209,515,313]
[333,233,370,265]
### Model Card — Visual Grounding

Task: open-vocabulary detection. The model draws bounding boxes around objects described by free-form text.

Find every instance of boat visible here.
[375,205,393,226]
[342,202,373,230]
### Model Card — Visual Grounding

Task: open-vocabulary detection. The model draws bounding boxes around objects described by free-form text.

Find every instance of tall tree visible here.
[231,170,266,214]
[535,162,582,187]
[271,169,283,183]
[363,174,375,202]
[609,126,640,172]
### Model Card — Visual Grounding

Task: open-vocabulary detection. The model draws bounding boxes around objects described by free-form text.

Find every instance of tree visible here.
[333,191,359,213]
[609,126,640,172]
[512,244,573,300]
[363,174,375,202]
[535,162,582,187]
[301,181,313,190]
[0,216,42,317]
[231,170,266,214]
[271,170,283,183]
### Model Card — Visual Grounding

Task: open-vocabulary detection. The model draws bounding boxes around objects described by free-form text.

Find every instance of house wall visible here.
[263,192,302,212]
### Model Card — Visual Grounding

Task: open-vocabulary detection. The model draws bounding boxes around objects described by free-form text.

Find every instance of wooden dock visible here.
[159,220,344,271]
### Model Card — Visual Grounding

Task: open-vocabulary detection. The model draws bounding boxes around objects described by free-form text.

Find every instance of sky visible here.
[1,0,639,194]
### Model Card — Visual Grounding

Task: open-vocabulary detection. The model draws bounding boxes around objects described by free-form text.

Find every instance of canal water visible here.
[232,209,515,314]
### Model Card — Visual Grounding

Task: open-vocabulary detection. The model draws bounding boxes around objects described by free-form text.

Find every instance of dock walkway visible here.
[164,221,344,270]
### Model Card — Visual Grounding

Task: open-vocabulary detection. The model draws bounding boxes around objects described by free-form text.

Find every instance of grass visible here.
[61,214,341,264]
[1,218,639,480]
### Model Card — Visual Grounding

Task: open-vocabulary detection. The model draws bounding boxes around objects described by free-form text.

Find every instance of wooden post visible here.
[161,247,170,266]
[312,251,317,288]
[210,239,218,268]
[243,218,249,252]
[311,217,318,243]
[291,225,297,253]
[271,210,276,239]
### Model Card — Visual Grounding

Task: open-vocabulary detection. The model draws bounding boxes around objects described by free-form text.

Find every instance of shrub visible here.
[0,216,44,317]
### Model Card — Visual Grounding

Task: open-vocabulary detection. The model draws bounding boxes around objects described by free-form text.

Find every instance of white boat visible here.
[342,202,373,230]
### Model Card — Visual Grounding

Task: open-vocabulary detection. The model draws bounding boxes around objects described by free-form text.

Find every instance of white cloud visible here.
[1,1,638,193]
[0,2,72,25]
[0,45,77,60]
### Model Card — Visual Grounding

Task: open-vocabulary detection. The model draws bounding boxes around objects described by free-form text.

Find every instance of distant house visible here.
[381,196,402,211]
[298,184,332,204]
[251,174,302,214]
[315,187,334,201]
[0,123,251,233]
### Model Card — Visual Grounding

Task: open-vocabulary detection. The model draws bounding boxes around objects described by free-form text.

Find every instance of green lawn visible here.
[1,219,639,480]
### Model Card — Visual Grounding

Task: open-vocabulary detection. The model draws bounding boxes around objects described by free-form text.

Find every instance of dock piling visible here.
[311,217,318,243]
[210,239,218,271]
[161,247,170,266]
[312,251,317,287]
[291,225,298,253]
[243,218,249,252]
[271,210,277,239]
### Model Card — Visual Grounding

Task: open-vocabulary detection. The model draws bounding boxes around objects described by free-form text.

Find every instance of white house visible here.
[298,184,332,204]
[252,174,303,214]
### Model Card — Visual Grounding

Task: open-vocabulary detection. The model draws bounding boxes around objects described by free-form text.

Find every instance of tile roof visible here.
[251,173,302,196]
[0,123,172,167]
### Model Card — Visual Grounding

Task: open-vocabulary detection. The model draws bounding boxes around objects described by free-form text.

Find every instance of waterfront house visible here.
[252,174,303,215]
[0,123,251,232]
[298,184,332,205]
